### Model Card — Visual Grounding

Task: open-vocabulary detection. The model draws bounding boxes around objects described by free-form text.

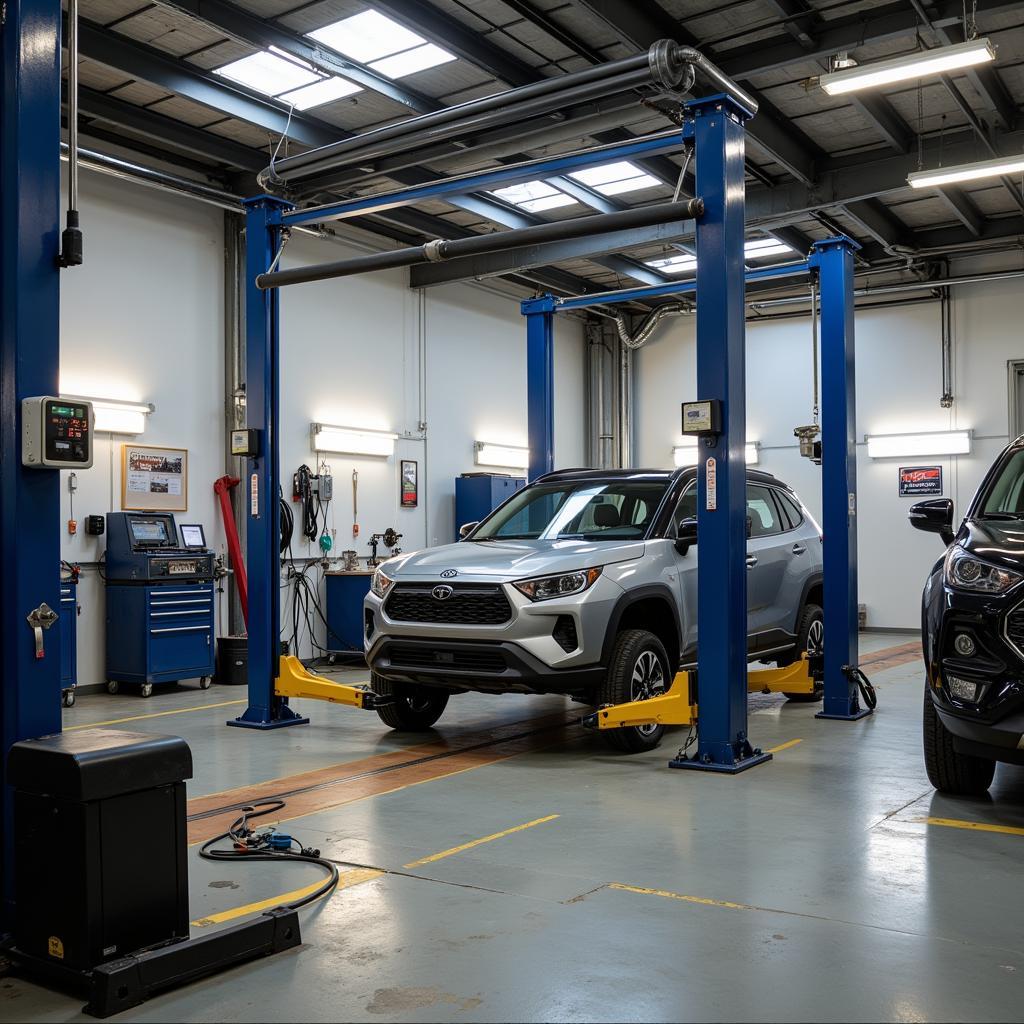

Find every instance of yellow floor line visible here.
[926,816,1024,838]
[65,698,247,730]
[404,814,560,868]
[191,867,384,928]
[767,738,803,754]
[609,882,757,912]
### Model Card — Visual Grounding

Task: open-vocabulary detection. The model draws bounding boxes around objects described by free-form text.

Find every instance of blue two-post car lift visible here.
[230,54,872,769]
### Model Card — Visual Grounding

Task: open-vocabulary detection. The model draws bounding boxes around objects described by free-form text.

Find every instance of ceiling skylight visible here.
[646,239,796,274]
[490,180,579,214]
[308,10,456,80]
[215,49,361,109]
[569,161,660,196]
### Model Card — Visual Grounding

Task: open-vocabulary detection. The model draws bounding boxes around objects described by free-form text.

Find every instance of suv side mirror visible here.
[459,521,479,540]
[908,499,955,546]
[675,517,697,555]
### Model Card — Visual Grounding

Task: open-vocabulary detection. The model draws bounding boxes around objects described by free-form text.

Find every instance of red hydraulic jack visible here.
[214,475,248,624]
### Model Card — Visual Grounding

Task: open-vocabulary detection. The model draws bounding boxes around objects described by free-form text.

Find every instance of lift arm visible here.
[273,655,388,709]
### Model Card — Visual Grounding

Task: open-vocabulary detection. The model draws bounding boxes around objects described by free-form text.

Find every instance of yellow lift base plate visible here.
[583,655,820,731]
[273,654,380,708]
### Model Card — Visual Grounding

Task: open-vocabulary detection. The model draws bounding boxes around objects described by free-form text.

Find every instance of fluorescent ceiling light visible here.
[280,76,362,110]
[312,423,398,457]
[673,440,758,467]
[490,179,578,213]
[216,51,318,94]
[647,253,697,273]
[865,430,971,459]
[475,442,530,471]
[908,153,1024,189]
[569,161,660,196]
[647,238,793,273]
[307,11,455,79]
[63,395,152,435]
[820,37,995,95]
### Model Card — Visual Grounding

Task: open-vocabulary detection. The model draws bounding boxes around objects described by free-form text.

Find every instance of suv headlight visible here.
[513,567,602,602]
[945,546,1022,593]
[370,567,396,599]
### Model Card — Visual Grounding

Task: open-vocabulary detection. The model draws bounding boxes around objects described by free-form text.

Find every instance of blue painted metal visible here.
[59,578,80,698]
[455,475,525,540]
[526,307,555,481]
[523,261,811,314]
[282,130,692,228]
[811,237,871,722]
[324,572,374,654]
[669,95,770,774]
[1,0,64,928]
[229,195,309,731]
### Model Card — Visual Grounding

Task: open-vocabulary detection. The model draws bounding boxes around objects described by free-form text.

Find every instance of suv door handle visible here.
[746,555,758,569]
[791,544,807,555]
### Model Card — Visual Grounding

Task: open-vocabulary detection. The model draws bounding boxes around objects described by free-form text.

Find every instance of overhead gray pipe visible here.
[259,41,756,190]
[257,197,704,289]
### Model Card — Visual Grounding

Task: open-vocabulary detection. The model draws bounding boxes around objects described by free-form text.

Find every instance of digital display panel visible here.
[180,524,206,548]
[129,519,170,544]
[44,399,90,464]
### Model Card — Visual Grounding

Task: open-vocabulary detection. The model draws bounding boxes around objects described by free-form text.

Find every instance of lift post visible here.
[811,237,872,721]
[670,94,770,774]
[526,306,555,481]
[1,0,64,928]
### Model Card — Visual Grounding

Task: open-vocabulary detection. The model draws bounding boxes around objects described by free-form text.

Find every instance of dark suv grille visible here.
[1005,603,1024,656]
[384,583,512,625]
[387,643,507,673]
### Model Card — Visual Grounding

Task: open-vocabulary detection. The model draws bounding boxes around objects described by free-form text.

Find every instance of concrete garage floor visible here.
[5,631,1024,1023]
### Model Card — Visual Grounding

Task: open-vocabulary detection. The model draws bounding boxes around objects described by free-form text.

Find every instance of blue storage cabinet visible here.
[59,577,79,708]
[455,474,525,540]
[325,570,373,658]
[105,582,215,696]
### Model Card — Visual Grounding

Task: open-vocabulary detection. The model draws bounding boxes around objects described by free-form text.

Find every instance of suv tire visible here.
[923,682,995,795]
[373,674,449,731]
[783,603,824,702]
[597,629,671,754]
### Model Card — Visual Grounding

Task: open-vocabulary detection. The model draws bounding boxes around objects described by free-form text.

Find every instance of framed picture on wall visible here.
[121,444,188,511]
[400,459,418,508]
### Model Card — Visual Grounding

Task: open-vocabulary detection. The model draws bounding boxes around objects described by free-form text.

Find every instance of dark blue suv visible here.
[910,436,1024,794]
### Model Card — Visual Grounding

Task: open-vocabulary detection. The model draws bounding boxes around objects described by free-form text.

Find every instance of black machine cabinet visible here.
[8,729,192,974]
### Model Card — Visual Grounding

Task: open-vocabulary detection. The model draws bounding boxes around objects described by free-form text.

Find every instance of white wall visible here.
[59,170,586,683]
[635,279,1024,629]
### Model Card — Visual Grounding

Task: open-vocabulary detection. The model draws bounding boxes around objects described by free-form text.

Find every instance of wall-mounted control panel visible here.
[22,397,94,468]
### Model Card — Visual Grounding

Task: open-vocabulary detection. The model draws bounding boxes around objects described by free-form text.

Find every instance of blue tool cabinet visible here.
[325,570,373,658]
[455,474,525,540]
[59,577,79,708]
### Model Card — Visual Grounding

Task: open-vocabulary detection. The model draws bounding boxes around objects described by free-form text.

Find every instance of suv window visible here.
[672,483,698,534]
[773,489,804,531]
[747,484,781,538]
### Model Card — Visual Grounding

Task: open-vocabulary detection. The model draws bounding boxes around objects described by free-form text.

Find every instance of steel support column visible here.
[811,237,871,722]
[229,196,308,730]
[525,304,555,481]
[670,94,770,774]
[1,0,64,927]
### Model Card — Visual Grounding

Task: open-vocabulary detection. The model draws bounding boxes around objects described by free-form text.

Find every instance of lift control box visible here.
[22,396,94,468]
[681,399,722,438]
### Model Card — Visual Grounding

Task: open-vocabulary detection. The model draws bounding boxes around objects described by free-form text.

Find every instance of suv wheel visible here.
[597,629,670,754]
[783,603,825,702]
[923,682,995,795]
[373,674,449,731]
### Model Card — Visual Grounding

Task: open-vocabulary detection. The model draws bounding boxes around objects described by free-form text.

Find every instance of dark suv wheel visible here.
[373,674,449,731]
[782,602,824,702]
[596,629,670,754]
[923,682,995,795]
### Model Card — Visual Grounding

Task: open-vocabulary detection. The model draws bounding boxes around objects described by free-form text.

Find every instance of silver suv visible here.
[364,468,824,752]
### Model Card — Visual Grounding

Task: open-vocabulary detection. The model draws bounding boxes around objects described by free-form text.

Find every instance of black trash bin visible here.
[7,728,193,974]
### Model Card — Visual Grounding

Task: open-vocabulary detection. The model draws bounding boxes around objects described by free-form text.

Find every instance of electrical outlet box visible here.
[231,428,260,457]
[22,397,94,469]
[85,515,105,536]
[319,473,333,501]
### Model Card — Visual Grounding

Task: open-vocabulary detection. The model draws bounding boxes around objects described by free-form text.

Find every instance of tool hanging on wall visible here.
[367,528,403,568]
[794,274,822,464]
[352,470,360,538]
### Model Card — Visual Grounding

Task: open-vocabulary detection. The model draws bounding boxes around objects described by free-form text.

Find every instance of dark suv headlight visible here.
[945,546,1023,594]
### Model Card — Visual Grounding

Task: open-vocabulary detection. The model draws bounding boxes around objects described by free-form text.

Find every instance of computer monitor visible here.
[179,524,206,549]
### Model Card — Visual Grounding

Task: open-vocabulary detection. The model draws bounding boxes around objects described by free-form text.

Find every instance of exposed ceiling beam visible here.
[77,18,340,148]
[935,187,984,238]
[500,0,608,65]
[409,218,694,287]
[761,0,819,50]
[768,224,816,258]
[76,85,265,171]
[931,18,1017,130]
[152,0,434,114]
[849,94,914,154]
[842,199,912,249]
[911,214,1024,250]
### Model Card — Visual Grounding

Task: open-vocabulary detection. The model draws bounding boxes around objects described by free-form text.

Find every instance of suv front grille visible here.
[387,643,507,673]
[384,583,512,625]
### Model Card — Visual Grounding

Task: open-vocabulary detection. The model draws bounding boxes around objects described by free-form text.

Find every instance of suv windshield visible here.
[979,449,1024,517]
[472,479,670,541]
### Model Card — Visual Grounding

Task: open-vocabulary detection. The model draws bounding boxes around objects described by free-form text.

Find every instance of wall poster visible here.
[122,445,189,511]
